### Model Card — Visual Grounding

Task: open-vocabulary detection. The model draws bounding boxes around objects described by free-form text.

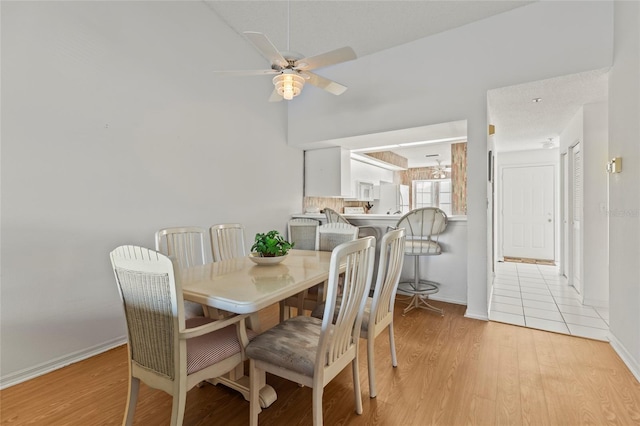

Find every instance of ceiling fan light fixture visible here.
[273,71,305,100]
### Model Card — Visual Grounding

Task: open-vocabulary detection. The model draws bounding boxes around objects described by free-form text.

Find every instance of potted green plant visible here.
[250,230,294,258]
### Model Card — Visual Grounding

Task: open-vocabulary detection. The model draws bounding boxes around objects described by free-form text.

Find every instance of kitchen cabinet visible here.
[304,147,352,197]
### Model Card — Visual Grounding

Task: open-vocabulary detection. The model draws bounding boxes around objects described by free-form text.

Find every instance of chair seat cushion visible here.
[404,239,441,254]
[246,316,323,377]
[185,317,256,375]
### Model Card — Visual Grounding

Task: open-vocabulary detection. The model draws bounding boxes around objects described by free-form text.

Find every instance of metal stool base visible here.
[397,280,444,316]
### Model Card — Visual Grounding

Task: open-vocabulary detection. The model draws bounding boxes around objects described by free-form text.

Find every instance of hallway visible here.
[489,261,609,341]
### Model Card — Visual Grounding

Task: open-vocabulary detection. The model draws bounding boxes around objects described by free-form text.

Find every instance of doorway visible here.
[500,165,555,262]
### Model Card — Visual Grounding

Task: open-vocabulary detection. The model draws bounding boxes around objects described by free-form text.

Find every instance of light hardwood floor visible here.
[3,300,640,425]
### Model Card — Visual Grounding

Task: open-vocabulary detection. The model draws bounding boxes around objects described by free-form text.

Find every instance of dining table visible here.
[180,249,341,408]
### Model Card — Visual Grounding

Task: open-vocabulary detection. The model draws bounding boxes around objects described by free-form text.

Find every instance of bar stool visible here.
[394,207,448,315]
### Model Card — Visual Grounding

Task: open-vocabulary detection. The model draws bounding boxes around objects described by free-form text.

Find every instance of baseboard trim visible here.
[464,310,489,321]
[582,297,609,308]
[396,291,467,307]
[609,332,640,384]
[429,294,467,306]
[0,336,126,390]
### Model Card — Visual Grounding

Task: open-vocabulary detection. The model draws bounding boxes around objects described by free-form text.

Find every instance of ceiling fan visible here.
[216,31,357,102]
[431,159,452,179]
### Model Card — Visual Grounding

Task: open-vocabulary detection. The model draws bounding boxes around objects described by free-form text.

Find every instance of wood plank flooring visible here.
[2,301,640,425]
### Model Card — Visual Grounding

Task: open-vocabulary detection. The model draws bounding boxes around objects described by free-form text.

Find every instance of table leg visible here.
[209,367,277,408]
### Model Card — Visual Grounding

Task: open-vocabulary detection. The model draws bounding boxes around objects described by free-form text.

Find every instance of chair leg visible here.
[249,359,263,426]
[170,387,187,426]
[388,324,398,368]
[367,337,377,398]
[312,385,324,426]
[123,376,140,426]
[352,358,363,415]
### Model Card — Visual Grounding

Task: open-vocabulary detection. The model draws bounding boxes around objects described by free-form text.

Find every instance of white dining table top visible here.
[181,249,335,314]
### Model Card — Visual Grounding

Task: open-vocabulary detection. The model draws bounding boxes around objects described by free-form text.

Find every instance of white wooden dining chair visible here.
[155,226,208,268]
[315,222,360,251]
[155,226,209,318]
[311,228,406,398]
[110,245,252,426]
[360,228,405,397]
[287,218,320,251]
[279,222,359,321]
[210,223,246,262]
[247,237,376,426]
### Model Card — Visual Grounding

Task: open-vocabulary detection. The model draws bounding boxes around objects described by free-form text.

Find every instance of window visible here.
[412,179,452,216]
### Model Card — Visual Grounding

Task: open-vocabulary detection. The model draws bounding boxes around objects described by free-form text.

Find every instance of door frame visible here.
[560,151,569,278]
[568,141,583,297]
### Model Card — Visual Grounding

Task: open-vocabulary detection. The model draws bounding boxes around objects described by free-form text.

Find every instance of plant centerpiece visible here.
[250,230,294,258]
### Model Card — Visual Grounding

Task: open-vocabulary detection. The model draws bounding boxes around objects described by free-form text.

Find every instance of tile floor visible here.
[489,261,610,341]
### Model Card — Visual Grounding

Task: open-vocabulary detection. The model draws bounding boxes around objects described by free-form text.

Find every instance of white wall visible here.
[583,102,609,307]
[1,2,300,386]
[608,1,640,381]
[288,1,614,320]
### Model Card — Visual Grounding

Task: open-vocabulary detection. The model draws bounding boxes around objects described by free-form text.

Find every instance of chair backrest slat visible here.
[210,223,246,261]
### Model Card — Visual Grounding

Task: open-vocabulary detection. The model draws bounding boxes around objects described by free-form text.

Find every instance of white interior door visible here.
[502,165,555,260]
[571,143,583,294]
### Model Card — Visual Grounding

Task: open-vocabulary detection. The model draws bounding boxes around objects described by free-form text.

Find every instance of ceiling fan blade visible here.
[294,46,356,71]
[268,89,284,103]
[243,31,288,68]
[214,69,279,76]
[303,71,348,96]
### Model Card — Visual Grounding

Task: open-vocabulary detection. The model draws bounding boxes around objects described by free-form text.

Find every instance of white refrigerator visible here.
[373,183,409,214]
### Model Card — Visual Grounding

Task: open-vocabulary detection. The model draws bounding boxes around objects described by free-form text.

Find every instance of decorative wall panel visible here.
[451,142,467,215]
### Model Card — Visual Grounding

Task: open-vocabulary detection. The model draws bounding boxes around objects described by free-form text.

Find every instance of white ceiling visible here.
[205,1,533,59]
[488,68,609,152]
[206,1,609,164]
